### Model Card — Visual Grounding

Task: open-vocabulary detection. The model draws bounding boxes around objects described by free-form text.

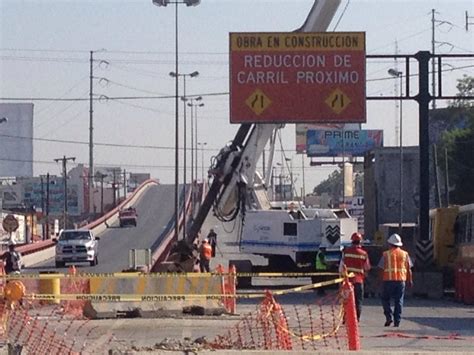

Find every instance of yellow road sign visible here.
[325,88,351,114]
[245,89,271,115]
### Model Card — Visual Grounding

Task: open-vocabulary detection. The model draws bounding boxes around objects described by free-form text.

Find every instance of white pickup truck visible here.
[54,229,100,267]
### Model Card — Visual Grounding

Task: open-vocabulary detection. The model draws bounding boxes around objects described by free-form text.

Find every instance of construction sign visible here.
[230,32,366,124]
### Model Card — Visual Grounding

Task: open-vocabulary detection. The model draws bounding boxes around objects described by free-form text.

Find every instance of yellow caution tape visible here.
[19,278,345,302]
[5,271,341,280]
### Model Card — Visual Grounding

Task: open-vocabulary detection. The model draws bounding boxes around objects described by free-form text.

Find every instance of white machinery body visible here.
[240,208,358,265]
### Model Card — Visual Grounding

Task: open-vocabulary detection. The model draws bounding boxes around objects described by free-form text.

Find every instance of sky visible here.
[0,0,473,195]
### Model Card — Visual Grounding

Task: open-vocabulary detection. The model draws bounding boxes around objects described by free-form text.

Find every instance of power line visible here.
[0,156,185,170]
[0,133,175,151]
[107,79,168,96]
[0,55,227,66]
[0,48,227,55]
[0,91,228,101]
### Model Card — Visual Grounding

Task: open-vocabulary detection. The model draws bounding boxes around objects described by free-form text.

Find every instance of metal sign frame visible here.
[366,52,474,245]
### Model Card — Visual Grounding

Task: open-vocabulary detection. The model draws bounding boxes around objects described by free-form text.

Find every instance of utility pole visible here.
[40,175,45,238]
[431,9,437,110]
[394,40,400,146]
[99,174,105,214]
[123,169,127,198]
[46,173,50,239]
[54,156,75,229]
[466,11,474,31]
[89,51,94,213]
[40,176,45,214]
[92,172,107,215]
[112,169,118,207]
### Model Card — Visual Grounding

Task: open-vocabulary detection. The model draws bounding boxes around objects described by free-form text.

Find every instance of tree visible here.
[313,169,343,203]
[438,75,474,204]
[450,75,474,108]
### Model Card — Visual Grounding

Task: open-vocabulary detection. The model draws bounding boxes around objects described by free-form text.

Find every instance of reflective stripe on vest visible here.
[344,253,366,259]
[343,248,368,275]
[383,248,408,281]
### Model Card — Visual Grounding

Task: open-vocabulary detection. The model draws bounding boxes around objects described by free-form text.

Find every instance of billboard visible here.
[0,103,34,177]
[94,167,122,185]
[306,129,383,157]
[230,32,366,124]
[22,178,80,216]
[295,123,360,154]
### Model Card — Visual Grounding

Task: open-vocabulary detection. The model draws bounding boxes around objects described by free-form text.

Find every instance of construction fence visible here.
[0,267,360,353]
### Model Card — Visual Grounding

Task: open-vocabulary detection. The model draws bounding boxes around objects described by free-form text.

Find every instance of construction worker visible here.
[199,238,213,272]
[3,244,22,274]
[206,228,217,257]
[340,232,371,321]
[314,246,328,295]
[377,233,413,327]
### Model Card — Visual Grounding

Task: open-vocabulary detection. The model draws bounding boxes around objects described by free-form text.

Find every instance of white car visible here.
[54,229,99,267]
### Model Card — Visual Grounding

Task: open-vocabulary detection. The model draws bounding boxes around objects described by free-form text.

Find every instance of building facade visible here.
[0,103,34,177]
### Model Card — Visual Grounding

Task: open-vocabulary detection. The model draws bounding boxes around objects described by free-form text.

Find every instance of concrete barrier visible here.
[84,273,226,318]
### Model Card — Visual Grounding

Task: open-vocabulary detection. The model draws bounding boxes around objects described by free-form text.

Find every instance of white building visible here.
[0,103,34,177]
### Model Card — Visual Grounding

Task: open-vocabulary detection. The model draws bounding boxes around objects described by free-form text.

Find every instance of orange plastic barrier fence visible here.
[216,264,237,314]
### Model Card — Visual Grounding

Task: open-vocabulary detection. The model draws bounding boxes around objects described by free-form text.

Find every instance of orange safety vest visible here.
[343,246,368,284]
[200,243,212,261]
[382,248,410,281]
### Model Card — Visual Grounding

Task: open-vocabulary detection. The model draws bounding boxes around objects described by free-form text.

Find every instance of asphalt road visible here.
[69,295,473,354]
[25,184,176,273]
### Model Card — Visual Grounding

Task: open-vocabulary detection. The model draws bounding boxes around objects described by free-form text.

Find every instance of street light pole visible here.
[187,96,202,214]
[198,142,207,182]
[187,97,203,183]
[170,71,198,240]
[388,68,404,236]
[194,102,204,181]
[152,0,200,241]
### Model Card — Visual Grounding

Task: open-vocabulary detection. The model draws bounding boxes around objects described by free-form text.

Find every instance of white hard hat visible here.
[387,233,403,246]
[203,238,209,243]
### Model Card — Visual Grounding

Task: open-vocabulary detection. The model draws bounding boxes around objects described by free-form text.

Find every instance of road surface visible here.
[26,184,176,273]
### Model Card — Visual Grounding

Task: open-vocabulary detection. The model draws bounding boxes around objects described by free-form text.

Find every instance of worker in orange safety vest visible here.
[340,232,371,321]
[199,238,213,272]
[377,233,413,328]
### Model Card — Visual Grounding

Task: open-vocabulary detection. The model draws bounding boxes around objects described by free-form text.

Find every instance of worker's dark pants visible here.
[381,281,406,324]
[200,259,210,273]
[353,282,364,321]
[312,271,329,295]
[210,242,216,257]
